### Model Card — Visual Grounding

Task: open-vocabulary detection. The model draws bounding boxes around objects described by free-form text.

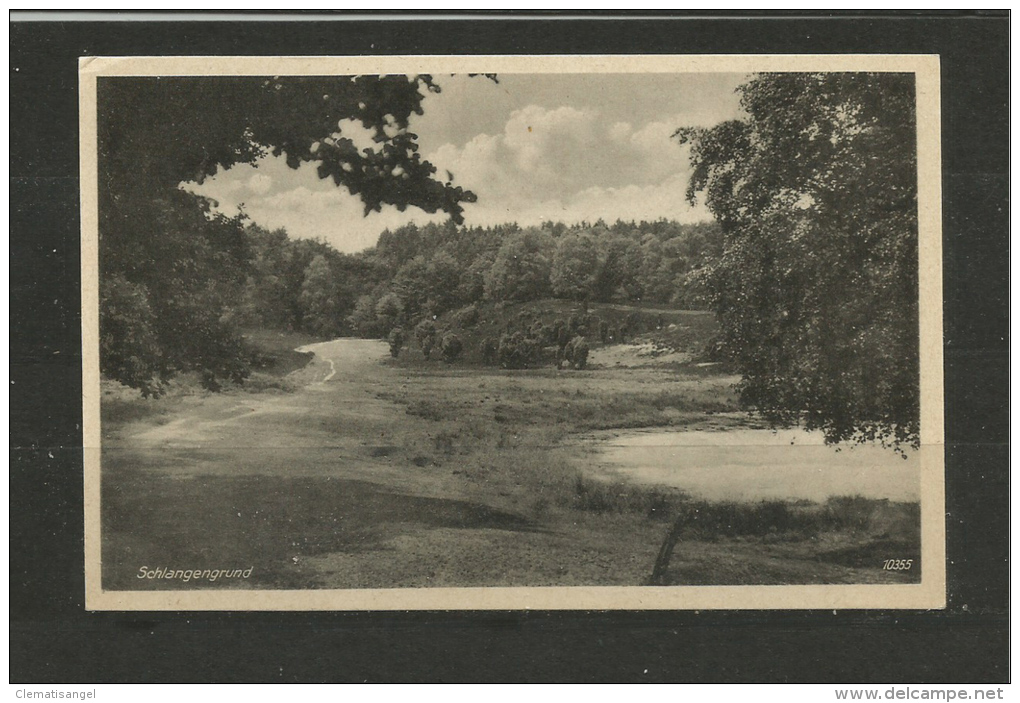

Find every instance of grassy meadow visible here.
[101,302,921,589]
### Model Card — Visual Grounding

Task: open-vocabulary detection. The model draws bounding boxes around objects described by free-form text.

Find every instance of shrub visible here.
[100,274,168,397]
[479,337,498,365]
[558,318,575,350]
[822,496,876,533]
[387,327,405,358]
[567,314,580,335]
[553,320,569,351]
[374,291,404,329]
[452,303,480,328]
[414,319,437,360]
[565,335,589,370]
[440,332,464,364]
[497,332,542,369]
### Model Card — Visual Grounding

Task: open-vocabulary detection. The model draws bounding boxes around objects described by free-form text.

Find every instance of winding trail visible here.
[109,338,459,483]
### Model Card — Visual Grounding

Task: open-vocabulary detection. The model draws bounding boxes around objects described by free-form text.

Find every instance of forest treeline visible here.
[102,207,722,395]
[235,217,722,340]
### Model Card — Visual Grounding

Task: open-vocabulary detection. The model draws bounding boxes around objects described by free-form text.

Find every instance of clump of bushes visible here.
[568,474,684,517]
[452,303,480,328]
[822,495,877,533]
[440,332,464,364]
[387,327,405,358]
[479,336,497,365]
[563,335,589,370]
[414,319,437,360]
[497,332,542,369]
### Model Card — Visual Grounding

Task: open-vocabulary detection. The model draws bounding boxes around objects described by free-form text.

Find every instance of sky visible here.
[188,73,749,253]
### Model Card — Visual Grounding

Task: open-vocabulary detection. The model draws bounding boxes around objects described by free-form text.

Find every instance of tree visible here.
[456,248,498,304]
[424,250,466,315]
[234,225,294,329]
[298,255,342,336]
[550,232,599,300]
[483,228,554,302]
[374,291,405,330]
[677,72,919,449]
[599,233,644,302]
[392,256,433,319]
[98,75,476,394]
[98,192,252,396]
[347,294,381,338]
[393,250,463,318]
[99,274,163,395]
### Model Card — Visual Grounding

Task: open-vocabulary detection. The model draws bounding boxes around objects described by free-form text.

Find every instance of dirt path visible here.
[118,340,400,452]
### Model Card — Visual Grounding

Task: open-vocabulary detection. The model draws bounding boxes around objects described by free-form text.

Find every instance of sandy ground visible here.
[588,341,692,368]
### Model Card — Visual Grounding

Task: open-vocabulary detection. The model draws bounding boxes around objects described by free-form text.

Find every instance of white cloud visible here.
[187,158,447,253]
[455,172,711,229]
[186,101,717,253]
[247,173,273,195]
[335,118,379,153]
[609,121,633,142]
[226,183,445,253]
[427,104,706,227]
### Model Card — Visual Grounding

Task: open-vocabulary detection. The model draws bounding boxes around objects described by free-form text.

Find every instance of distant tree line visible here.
[337,218,722,338]
[103,201,723,394]
[233,216,723,346]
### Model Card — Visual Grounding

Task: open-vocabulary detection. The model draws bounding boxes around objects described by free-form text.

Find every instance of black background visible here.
[10,12,1009,683]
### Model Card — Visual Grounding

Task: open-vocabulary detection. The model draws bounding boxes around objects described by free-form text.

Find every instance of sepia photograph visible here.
[80,55,945,610]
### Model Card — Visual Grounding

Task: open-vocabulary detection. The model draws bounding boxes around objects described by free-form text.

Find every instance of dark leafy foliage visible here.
[564,336,590,371]
[440,333,464,364]
[483,228,555,302]
[387,327,405,358]
[497,332,542,369]
[677,73,919,449]
[98,75,476,394]
[414,319,438,360]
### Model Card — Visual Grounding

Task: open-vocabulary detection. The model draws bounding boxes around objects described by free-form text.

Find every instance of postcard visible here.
[81,54,945,610]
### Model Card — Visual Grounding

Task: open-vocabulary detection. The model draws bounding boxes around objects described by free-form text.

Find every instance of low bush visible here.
[452,304,480,328]
[387,327,405,358]
[414,319,437,360]
[564,335,589,370]
[479,336,498,365]
[497,332,542,369]
[440,332,464,364]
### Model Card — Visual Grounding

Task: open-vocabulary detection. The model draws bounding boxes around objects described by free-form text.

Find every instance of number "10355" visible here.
[883,559,913,570]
